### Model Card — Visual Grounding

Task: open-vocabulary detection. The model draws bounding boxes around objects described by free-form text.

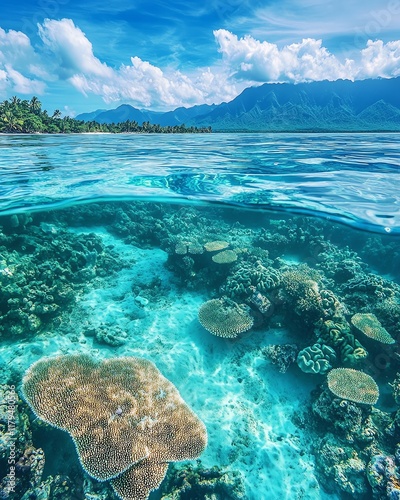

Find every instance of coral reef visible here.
[316,435,370,496]
[261,344,298,373]
[390,372,400,405]
[0,219,123,339]
[327,368,379,405]
[351,313,395,344]
[221,260,280,301]
[279,266,329,324]
[0,386,51,500]
[198,298,254,338]
[367,453,400,499]
[83,324,129,346]
[308,385,396,498]
[2,200,400,499]
[22,354,207,500]
[159,462,246,499]
[316,319,368,365]
[296,343,337,375]
[340,273,400,312]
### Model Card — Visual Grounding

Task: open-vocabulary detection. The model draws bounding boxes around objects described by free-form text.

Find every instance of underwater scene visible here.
[0,133,400,500]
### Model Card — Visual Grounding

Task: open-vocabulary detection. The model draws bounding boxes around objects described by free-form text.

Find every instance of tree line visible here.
[0,96,212,134]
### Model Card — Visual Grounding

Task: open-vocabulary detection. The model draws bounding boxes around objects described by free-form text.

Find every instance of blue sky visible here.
[1,0,400,115]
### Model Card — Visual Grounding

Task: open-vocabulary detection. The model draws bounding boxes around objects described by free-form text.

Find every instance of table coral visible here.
[198,297,253,338]
[22,354,207,500]
[327,368,379,405]
[351,313,395,344]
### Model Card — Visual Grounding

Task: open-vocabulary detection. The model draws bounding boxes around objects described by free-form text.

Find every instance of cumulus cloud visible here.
[1,18,400,109]
[0,27,47,95]
[37,18,113,79]
[4,65,45,94]
[36,18,237,108]
[214,29,355,82]
[359,39,400,78]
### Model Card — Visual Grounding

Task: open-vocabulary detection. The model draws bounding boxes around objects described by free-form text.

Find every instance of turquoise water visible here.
[1,133,400,233]
[0,133,400,500]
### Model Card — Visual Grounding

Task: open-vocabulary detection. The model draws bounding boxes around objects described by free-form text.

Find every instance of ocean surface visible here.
[0,132,400,500]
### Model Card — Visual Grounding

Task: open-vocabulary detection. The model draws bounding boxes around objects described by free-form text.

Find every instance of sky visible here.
[1,0,400,115]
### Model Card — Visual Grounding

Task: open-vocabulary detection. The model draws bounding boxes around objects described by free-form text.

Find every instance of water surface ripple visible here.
[0,132,399,233]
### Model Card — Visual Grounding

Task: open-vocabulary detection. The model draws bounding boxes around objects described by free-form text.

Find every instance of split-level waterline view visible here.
[1,1,400,500]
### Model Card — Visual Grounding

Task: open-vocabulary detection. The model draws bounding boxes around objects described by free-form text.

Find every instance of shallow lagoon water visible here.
[0,133,400,500]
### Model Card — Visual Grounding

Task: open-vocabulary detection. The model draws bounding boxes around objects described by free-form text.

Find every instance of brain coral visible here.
[351,313,395,344]
[316,319,368,365]
[297,343,337,374]
[198,297,253,338]
[327,368,379,405]
[22,354,207,500]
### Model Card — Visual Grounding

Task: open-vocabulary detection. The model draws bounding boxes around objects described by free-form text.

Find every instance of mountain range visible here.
[76,77,400,132]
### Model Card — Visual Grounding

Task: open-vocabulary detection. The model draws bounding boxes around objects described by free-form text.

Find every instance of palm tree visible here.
[52,109,62,119]
[29,96,41,114]
[10,96,21,107]
[1,110,23,132]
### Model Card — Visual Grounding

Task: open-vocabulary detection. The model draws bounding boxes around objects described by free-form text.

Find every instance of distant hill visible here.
[76,77,400,131]
[77,103,217,126]
[193,78,400,131]
[75,108,107,121]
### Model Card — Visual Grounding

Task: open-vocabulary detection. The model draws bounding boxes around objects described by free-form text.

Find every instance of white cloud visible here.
[359,39,400,78]
[36,18,237,109]
[213,29,400,85]
[38,18,113,79]
[0,27,47,95]
[1,18,400,109]
[213,29,355,83]
[4,65,45,94]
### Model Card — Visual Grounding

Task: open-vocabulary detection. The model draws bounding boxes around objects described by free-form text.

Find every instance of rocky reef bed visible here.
[1,201,400,499]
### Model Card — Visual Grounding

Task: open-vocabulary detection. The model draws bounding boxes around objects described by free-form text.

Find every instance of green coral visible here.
[327,368,379,405]
[297,343,337,374]
[316,319,368,365]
